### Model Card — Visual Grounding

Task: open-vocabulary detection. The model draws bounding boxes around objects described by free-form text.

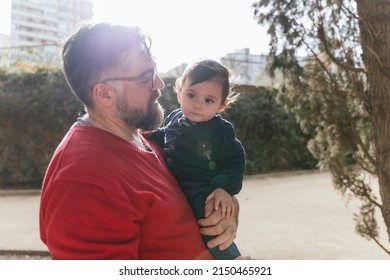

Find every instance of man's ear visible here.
[92,83,114,107]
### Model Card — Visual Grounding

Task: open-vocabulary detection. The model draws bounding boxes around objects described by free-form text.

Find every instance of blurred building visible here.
[0,0,93,69]
[0,35,10,48]
[221,48,282,87]
[164,48,282,88]
[10,0,93,46]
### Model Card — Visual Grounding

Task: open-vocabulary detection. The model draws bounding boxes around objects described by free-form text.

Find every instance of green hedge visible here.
[223,86,317,174]
[0,70,316,189]
[0,69,82,188]
[157,78,317,174]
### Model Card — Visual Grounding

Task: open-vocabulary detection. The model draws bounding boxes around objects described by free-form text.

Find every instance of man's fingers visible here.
[198,196,239,250]
[198,212,220,227]
[204,198,215,218]
[205,225,236,250]
[199,203,222,226]
[199,215,236,249]
[205,192,214,204]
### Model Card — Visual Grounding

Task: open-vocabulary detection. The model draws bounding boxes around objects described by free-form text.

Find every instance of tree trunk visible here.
[356,0,390,242]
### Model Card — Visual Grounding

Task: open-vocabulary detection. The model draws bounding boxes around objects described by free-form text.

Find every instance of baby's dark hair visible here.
[175,59,239,107]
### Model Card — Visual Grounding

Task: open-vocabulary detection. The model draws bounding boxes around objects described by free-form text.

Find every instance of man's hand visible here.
[197,196,239,250]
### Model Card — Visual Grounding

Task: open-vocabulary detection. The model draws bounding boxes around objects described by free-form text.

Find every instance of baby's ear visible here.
[218,101,227,113]
[175,77,183,104]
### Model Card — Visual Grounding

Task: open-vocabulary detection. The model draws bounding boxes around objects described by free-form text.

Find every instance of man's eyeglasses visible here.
[99,68,157,87]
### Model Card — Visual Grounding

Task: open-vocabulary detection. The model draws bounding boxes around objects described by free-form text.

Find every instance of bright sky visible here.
[0,0,270,72]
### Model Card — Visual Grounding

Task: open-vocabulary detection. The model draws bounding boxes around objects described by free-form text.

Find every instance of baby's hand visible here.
[205,188,234,218]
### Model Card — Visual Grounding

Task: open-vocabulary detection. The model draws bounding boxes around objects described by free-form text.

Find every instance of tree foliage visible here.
[252,0,390,254]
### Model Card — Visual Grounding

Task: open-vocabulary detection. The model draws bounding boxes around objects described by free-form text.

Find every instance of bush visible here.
[0,71,316,189]
[0,69,82,188]
[159,78,317,175]
[223,86,317,174]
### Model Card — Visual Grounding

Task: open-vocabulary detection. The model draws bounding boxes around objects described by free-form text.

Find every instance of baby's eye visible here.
[204,98,215,104]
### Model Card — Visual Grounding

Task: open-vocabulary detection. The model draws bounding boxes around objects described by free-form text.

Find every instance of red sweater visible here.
[39,124,212,260]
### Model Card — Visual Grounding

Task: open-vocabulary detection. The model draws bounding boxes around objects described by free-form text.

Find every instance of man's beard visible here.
[116,91,164,131]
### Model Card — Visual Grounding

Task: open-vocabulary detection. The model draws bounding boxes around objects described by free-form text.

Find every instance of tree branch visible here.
[318,23,366,73]
[363,218,390,255]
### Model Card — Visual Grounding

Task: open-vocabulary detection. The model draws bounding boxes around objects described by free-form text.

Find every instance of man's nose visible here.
[152,74,165,90]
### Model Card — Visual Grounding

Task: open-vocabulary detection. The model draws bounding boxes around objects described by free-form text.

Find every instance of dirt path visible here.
[235,171,389,259]
[0,171,389,259]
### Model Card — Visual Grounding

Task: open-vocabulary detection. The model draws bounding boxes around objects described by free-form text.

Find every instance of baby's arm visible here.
[205,188,234,218]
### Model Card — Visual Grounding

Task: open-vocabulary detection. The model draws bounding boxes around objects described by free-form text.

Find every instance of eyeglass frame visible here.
[98,68,158,88]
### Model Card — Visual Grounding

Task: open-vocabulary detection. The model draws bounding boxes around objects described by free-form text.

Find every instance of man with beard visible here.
[39,23,240,260]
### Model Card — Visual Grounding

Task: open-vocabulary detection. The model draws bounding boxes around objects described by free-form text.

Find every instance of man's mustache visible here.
[150,90,160,103]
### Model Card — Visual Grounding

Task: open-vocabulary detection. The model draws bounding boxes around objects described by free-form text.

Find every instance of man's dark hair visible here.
[62,23,152,108]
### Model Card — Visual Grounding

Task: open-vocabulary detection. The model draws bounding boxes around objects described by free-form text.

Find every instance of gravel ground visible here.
[0,251,50,260]
[235,171,389,259]
[0,171,389,260]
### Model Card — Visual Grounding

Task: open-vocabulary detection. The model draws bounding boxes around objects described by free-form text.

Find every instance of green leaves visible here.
[0,69,82,188]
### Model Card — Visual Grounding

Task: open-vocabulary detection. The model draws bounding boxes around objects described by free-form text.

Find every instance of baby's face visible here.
[177,78,226,123]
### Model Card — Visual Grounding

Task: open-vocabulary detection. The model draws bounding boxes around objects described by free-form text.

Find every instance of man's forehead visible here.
[117,47,155,73]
